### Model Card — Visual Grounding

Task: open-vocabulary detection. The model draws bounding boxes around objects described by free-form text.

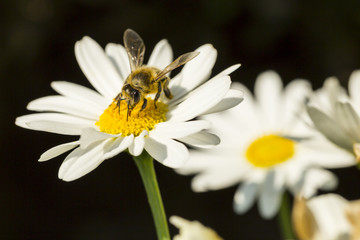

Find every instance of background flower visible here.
[176,71,355,219]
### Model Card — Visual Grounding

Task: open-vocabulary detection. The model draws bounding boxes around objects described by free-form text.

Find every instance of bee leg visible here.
[114,93,122,114]
[163,80,173,99]
[138,99,147,117]
[126,101,132,121]
[154,82,162,109]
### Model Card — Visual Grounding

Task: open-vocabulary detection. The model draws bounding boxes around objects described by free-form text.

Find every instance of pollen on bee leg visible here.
[96,98,168,136]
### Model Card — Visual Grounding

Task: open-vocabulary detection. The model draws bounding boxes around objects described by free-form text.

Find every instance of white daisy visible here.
[308,70,360,156]
[292,194,360,240]
[15,29,243,181]
[170,216,223,240]
[176,71,355,219]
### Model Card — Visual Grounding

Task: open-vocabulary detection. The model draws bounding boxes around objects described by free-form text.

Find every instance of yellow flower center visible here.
[246,134,295,168]
[96,98,168,136]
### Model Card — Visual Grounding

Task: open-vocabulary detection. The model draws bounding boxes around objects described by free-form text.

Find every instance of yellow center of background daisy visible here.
[245,134,295,168]
[96,98,167,136]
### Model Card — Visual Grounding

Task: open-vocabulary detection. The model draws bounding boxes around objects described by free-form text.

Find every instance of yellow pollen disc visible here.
[96,98,168,136]
[245,134,295,168]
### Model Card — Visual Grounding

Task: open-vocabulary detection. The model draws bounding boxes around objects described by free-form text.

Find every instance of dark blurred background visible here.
[2,0,360,239]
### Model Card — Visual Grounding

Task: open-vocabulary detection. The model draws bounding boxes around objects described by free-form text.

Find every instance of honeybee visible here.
[114,29,199,118]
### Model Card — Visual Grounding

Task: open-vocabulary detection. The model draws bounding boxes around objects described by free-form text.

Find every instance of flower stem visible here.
[277,192,296,240]
[133,151,170,240]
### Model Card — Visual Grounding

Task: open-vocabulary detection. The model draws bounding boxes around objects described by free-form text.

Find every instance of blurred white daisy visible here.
[16,30,242,181]
[293,193,360,240]
[308,70,360,159]
[170,216,223,240]
[176,71,355,219]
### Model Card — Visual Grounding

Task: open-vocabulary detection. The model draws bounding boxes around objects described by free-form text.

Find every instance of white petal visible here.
[212,64,241,79]
[307,194,351,239]
[168,75,231,122]
[301,168,338,199]
[202,89,244,115]
[259,170,284,219]
[58,140,110,181]
[27,95,103,120]
[177,131,220,148]
[147,39,173,70]
[151,120,211,139]
[145,135,189,168]
[39,141,79,162]
[103,135,134,159]
[105,43,131,81]
[16,113,95,135]
[334,102,360,142]
[50,81,108,108]
[254,71,283,130]
[348,70,360,107]
[170,44,217,101]
[79,128,118,149]
[128,130,148,156]
[75,36,121,100]
[234,181,259,214]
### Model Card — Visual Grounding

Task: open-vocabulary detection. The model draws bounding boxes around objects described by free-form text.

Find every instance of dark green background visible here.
[2,0,360,239]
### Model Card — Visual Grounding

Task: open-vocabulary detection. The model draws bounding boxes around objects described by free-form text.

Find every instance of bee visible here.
[114,29,199,119]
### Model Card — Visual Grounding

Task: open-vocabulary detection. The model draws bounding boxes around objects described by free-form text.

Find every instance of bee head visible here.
[123,84,141,107]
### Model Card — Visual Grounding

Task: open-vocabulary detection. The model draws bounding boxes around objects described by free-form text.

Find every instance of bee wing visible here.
[123,29,145,71]
[153,51,200,82]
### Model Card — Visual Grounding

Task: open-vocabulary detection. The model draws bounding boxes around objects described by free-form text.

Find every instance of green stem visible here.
[277,192,296,240]
[133,151,170,240]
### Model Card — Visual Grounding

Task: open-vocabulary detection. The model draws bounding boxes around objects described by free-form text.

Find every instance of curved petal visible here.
[50,81,108,108]
[147,39,173,70]
[151,120,211,139]
[202,89,244,115]
[58,140,110,181]
[258,170,284,219]
[16,113,95,135]
[254,71,283,130]
[168,75,231,122]
[212,64,241,79]
[39,141,80,162]
[145,135,189,168]
[103,135,134,160]
[177,131,220,148]
[234,181,259,214]
[27,96,103,120]
[79,128,118,149]
[301,168,338,198]
[75,36,122,100]
[105,43,131,81]
[170,44,217,101]
[348,70,360,107]
[128,130,148,156]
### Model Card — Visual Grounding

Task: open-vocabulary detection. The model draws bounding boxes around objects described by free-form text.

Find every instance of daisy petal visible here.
[105,43,131,81]
[145,135,189,168]
[80,128,118,149]
[27,96,103,120]
[234,181,259,214]
[151,120,211,139]
[16,113,95,135]
[128,130,148,156]
[103,135,134,160]
[147,39,173,70]
[39,141,79,162]
[334,102,360,142]
[177,131,220,148]
[212,64,241,79]
[50,81,108,108]
[75,36,121,99]
[301,168,338,198]
[59,140,110,181]
[202,89,244,115]
[170,44,217,100]
[254,71,283,130]
[168,75,231,122]
[259,170,284,219]
[348,70,360,107]
[307,106,353,150]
